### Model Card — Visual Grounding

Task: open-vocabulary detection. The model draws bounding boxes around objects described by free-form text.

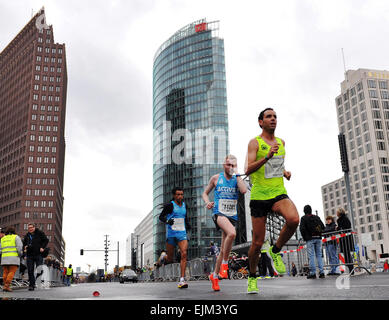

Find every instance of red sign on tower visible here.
[195,23,207,33]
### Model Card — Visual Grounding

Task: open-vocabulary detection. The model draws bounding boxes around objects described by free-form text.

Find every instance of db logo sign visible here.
[195,23,207,33]
[36,13,49,31]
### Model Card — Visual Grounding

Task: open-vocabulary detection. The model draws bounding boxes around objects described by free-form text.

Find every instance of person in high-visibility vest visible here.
[65,264,73,286]
[0,226,23,292]
[258,240,275,279]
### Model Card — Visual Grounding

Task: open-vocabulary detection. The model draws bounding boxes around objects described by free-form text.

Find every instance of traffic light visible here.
[80,249,84,255]
[338,133,349,173]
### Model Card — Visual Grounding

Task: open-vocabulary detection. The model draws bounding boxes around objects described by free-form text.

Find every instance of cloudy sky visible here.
[1,0,389,272]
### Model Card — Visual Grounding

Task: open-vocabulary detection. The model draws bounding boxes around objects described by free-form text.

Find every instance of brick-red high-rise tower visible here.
[0,8,67,263]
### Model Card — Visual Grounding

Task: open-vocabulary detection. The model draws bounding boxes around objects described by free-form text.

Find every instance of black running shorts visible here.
[249,194,289,218]
[212,214,237,231]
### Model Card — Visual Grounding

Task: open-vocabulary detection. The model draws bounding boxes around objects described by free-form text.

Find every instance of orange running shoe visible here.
[218,263,229,279]
[209,273,220,291]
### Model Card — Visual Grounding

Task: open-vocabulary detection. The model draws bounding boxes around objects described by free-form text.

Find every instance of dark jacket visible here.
[299,214,325,242]
[324,222,337,246]
[336,214,354,252]
[336,214,351,231]
[23,228,49,256]
[159,202,191,231]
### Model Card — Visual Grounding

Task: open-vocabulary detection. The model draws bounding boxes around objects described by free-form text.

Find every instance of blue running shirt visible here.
[166,201,187,238]
[213,172,239,221]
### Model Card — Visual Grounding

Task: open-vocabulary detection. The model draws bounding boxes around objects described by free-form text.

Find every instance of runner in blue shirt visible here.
[202,155,247,291]
[159,187,191,289]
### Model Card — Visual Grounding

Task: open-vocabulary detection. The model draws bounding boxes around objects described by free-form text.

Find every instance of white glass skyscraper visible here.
[152,19,229,260]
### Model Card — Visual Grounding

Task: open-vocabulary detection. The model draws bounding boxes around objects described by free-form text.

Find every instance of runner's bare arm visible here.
[236,176,247,194]
[202,175,218,209]
[281,139,291,180]
[244,138,267,176]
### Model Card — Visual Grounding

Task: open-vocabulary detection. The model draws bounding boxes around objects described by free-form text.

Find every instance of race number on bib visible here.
[264,156,285,179]
[171,218,185,231]
[219,199,237,216]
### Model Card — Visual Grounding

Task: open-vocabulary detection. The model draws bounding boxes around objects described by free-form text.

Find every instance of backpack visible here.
[306,215,323,237]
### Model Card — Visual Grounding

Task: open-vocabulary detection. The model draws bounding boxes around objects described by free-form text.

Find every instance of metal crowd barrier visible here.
[137,231,372,282]
[282,229,370,276]
[0,264,64,290]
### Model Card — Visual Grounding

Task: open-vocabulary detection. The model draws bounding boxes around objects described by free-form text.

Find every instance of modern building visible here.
[131,211,154,269]
[152,19,230,261]
[0,8,67,263]
[322,68,389,262]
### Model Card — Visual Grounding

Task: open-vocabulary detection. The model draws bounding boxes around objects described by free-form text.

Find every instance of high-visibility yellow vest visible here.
[1,234,18,258]
[250,136,287,200]
[66,268,73,276]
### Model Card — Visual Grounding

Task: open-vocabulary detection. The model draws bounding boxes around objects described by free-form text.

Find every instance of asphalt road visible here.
[1,272,388,300]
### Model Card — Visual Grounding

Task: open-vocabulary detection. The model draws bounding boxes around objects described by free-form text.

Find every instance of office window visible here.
[379,80,388,89]
[369,90,378,98]
[368,79,377,88]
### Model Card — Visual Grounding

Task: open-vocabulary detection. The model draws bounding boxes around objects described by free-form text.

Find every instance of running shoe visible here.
[268,246,286,274]
[218,263,229,279]
[247,277,259,294]
[209,273,220,291]
[177,281,188,289]
[256,276,263,280]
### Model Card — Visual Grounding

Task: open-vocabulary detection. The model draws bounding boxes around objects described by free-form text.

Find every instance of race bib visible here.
[219,199,237,216]
[264,156,284,179]
[171,218,185,231]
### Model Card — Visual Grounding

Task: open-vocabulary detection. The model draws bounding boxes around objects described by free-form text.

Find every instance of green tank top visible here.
[250,136,287,200]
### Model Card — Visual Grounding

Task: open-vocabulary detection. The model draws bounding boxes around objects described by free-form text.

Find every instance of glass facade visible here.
[153,19,229,261]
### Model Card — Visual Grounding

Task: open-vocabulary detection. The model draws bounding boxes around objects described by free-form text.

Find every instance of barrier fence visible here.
[0,264,64,289]
[281,229,371,276]
[2,230,369,287]
[138,229,370,282]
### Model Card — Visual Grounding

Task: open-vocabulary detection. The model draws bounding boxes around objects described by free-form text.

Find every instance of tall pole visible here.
[104,235,109,273]
[117,241,119,274]
[338,133,355,231]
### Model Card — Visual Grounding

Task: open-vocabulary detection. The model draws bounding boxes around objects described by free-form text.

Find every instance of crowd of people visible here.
[0,223,73,291]
[300,206,355,278]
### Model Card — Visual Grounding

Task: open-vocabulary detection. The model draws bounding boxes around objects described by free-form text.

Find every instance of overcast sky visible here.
[1,0,389,272]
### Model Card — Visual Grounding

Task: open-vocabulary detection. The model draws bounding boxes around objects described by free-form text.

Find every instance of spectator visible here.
[291,262,297,277]
[66,264,73,286]
[0,226,23,292]
[258,240,275,278]
[384,260,389,273]
[22,223,49,291]
[299,205,325,279]
[209,242,219,257]
[324,215,340,275]
[0,227,4,264]
[336,207,354,273]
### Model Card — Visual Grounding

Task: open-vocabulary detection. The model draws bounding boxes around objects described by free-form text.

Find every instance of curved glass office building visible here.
[153,19,230,261]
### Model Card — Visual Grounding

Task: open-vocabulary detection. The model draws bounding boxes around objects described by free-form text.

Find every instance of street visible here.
[1,273,388,300]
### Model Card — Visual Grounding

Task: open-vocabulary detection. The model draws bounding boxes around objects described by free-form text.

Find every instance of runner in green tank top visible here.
[244,108,300,294]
